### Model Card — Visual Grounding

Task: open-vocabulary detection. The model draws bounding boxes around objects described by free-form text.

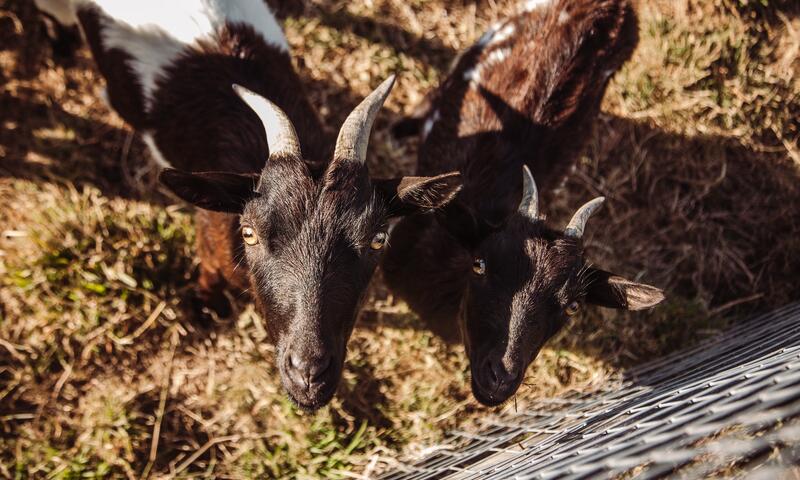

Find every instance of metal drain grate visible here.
[381,303,800,479]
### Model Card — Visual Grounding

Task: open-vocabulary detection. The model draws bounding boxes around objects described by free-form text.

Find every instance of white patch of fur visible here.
[78,0,288,109]
[142,132,172,168]
[484,48,510,67]
[463,67,481,87]
[491,23,515,45]
[421,109,441,141]
[34,0,79,26]
[476,25,498,48]
[558,10,570,24]
[523,0,551,12]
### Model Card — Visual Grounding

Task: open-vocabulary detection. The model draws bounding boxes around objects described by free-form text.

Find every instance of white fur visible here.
[463,45,511,90]
[141,132,171,168]
[422,110,441,141]
[34,0,78,26]
[558,10,570,24]
[76,0,288,109]
[476,23,499,48]
[485,48,510,67]
[491,24,516,45]
[523,0,551,12]
[463,67,481,86]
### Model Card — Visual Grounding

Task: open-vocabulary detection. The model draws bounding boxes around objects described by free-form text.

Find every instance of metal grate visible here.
[381,303,800,479]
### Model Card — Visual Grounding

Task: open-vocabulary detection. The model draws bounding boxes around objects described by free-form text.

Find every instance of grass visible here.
[1,0,799,478]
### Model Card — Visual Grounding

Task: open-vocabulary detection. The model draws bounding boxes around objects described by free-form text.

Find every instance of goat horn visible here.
[518,165,539,219]
[333,75,396,164]
[232,84,302,158]
[564,197,605,238]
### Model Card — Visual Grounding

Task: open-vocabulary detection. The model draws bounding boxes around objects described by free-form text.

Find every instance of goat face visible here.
[160,77,463,410]
[453,167,663,406]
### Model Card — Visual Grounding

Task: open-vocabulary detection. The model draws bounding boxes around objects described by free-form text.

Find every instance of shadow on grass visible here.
[535,111,800,377]
[311,4,457,72]
[382,98,800,370]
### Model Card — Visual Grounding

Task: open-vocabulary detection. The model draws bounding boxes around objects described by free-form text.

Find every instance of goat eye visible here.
[242,226,259,246]
[370,232,388,250]
[565,301,580,316]
[472,258,486,276]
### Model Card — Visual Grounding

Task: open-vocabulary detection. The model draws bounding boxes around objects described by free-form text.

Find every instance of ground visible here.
[0,0,799,478]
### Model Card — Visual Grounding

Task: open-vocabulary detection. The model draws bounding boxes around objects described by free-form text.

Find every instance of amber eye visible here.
[565,301,580,316]
[370,232,388,250]
[472,258,486,276]
[242,226,259,246]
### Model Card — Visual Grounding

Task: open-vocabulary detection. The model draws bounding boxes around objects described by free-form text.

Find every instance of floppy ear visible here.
[584,268,665,311]
[159,169,260,214]
[375,172,463,217]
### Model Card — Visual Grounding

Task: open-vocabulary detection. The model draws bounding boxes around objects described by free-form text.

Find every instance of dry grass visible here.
[1,0,799,478]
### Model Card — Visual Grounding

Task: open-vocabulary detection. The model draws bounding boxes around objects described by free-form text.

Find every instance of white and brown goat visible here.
[33,0,463,410]
[384,0,664,406]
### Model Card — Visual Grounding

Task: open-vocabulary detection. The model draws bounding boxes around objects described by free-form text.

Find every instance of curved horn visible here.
[518,165,539,219]
[333,75,396,164]
[564,197,605,238]
[232,84,301,158]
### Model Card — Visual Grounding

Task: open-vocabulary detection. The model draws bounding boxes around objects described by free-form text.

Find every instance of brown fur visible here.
[418,0,639,208]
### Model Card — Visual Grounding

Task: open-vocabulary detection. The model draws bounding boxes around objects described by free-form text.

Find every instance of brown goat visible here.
[384,0,664,406]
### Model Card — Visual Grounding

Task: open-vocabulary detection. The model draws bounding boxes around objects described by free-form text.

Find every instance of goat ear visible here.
[376,172,463,217]
[159,169,260,214]
[584,268,665,311]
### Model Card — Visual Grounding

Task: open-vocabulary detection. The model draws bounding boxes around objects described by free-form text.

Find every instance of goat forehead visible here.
[290,188,381,249]
[485,234,577,289]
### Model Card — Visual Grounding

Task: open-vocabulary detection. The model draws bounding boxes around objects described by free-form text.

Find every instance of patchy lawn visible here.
[1,0,798,478]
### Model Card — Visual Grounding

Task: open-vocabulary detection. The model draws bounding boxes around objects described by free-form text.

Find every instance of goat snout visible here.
[286,351,333,388]
[473,352,522,406]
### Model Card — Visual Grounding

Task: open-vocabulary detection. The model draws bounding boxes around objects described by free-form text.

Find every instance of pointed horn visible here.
[564,197,605,238]
[518,165,539,219]
[233,84,301,158]
[333,75,396,164]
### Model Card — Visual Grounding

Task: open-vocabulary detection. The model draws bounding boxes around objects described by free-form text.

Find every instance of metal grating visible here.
[381,303,800,479]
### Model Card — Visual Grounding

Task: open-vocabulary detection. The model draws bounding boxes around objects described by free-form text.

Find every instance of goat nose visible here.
[287,352,332,387]
[485,355,519,390]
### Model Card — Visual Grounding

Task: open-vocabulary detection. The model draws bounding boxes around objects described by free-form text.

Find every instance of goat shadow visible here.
[268,0,458,72]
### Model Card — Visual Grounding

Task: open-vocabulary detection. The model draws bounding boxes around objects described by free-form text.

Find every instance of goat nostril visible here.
[488,364,499,384]
[485,355,517,390]
[286,352,333,387]
[309,355,332,381]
